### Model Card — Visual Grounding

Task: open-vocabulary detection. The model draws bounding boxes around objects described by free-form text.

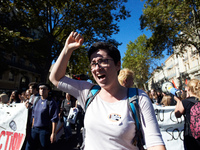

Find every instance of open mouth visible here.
[98,75,106,80]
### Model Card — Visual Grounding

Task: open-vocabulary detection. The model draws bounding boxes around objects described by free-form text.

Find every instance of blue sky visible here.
[111,0,169,71]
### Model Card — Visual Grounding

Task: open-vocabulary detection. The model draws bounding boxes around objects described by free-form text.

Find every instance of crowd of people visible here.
[0,31,200,150]
[0,81,84,150]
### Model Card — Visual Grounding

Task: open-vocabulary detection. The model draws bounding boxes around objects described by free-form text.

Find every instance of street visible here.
[51,129,80,150]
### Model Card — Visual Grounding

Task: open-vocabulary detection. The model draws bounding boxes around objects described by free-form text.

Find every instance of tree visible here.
[0,0,130,82]
[122,34,160,88]
[140,0,200,57]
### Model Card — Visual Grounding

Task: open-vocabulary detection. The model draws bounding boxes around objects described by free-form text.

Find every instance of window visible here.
[21,77,26,83]
[9,72,14,81]
[19,58,25,65]
[11,53,16,63]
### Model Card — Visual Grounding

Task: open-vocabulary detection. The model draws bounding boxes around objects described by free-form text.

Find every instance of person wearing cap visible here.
[25,83,59,150]
[0,93,9,104]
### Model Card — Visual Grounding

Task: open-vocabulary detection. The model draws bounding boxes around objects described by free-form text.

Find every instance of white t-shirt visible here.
[58,76,164,149]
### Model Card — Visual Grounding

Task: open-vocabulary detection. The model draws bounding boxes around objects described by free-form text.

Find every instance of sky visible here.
[111,0,169,70]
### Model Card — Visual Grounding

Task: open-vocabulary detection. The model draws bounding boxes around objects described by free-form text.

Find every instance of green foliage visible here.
[122,34,160,88]
[0,0,130,82]
[140,0,200,56]
[67,45,90,76]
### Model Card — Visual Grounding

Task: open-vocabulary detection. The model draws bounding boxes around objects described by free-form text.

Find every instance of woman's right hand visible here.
[49,31,84,87]
[64,31,84,52]
[174,96,185,118]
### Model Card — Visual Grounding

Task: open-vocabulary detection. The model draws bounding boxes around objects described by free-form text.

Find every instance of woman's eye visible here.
[98,59,103,64]
[91,62,96,66]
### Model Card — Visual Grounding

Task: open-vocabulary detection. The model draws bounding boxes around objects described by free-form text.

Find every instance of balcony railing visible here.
[6,60,40,74]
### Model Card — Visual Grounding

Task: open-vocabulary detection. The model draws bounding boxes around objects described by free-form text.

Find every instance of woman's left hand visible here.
[50,133,56,143]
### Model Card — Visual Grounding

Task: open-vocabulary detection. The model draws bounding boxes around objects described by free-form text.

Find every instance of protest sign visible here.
[153,104,185,150]
[0,103,28,150]
[55,120,64,141]
[0,102,184,150]
[0,103,64,149]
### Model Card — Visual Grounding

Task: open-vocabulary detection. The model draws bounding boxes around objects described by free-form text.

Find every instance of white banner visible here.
[55,120,64,142]
[0,103,184,150]
[0,103,28,150]
[0,103,64,150]
[153,104,185,150]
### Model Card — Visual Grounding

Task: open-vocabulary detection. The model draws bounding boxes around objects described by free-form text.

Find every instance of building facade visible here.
[148,45,200,90]
[0,52,41,93]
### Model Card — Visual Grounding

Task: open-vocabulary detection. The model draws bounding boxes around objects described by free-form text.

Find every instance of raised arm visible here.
[49,31,84,86]
[174,96,185,118]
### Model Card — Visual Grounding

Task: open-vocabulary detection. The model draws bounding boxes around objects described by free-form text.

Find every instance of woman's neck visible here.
[99,84,127,103]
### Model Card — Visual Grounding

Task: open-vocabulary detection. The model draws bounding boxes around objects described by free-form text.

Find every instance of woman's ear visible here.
[116,61,121,72]
[123,79,127,87]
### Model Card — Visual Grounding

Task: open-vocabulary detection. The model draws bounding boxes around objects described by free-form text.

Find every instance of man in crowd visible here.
[25,83,59,150]
[23,82,40,150]
[60,93,74,140]
[0,93,9,104]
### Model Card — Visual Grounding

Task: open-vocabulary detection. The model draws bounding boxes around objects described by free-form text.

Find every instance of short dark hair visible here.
[38,83,51,91]
[88,42,121,65]
[28,82,38,91]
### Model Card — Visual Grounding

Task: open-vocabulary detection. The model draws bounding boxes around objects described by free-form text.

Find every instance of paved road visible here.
[21,126,81,150]
[50,129,81,150]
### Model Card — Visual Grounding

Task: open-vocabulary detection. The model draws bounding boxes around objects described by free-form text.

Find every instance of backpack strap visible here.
[81,85,101,149]
[85,85,101,111]
[128,88,140,130]
[128,88,144,149]
[84,86,144,148]
[85,86,141,130]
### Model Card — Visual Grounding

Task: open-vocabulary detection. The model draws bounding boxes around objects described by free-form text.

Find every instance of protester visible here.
[180,89,187,100]
[25,82,40,109]
[49,31,166,150]
[156,90,163,104]
[25,89,31,100]
[0,93,9,104]
[9,90,21,104]
[60,93,73,140]
[118,68,134,88]
[160,95,173,106]
[174,79,200,149]
[19,91,27,103]
[25,83,59,150]
[24,82,40,140]
[146,90,154,103]
[75,100,84,148]
[149,89,158,103]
